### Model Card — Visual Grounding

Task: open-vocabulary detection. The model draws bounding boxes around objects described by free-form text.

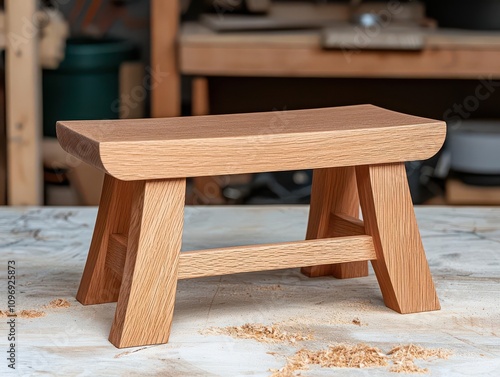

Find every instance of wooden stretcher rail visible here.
[106,234,377,280]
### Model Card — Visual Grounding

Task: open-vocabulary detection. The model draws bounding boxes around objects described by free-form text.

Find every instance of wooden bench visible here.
[57,104,446,348]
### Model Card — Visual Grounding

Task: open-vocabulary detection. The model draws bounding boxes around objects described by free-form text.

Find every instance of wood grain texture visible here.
[76,175,135,305]
[151,0,180,117]
[106,233,128,279]
[180,236,375,279]
[5,0,43,205]
[109,178,186,348]
[328,213,365,237]
[356,163,440,314]
[56,105,446,180]
[302,167,368,279]
[105,234,376,281]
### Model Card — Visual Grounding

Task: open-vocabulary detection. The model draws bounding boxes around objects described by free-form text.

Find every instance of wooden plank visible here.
[180,44,500,79]
[56,105,446,180]
[151,0,180,117]
[5,0,43,205]
[105,234,376,281]
[356,163,440,314]
[109,178,186,348]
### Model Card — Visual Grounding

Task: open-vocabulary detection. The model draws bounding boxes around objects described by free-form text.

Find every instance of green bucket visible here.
[43,37,138,137]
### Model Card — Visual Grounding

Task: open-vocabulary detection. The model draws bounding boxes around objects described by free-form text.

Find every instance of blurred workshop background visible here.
[1,0,500,206]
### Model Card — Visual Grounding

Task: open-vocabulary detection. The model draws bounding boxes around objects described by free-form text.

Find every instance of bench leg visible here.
[356,163,440,314]
[301,167,369,278]
[109,178,186,348]
[76,174,135,305]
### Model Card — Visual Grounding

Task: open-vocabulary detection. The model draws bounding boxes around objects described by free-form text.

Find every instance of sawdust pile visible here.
[388,344,452,374]
[389,344,452,361]
[0,309,45,318]
[203,322,451,375]
[390,360,428,374]
[270,344,452,376]
[203,323,313,344]
[44,298,71,309]
[270,344,388,377]
[17,310,46,318]
[0,298,70,319]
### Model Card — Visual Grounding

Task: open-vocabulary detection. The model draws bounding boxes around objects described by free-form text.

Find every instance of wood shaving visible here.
[270,351,308,377]
[388,344,451,374]
[310,344,388,368]
[270,344,453,376]
[202,323,313,344]
[44,298,71,309]
[390,360,428,374]
[270,344,388,376]
[389,344,452,361]
[17,310,45,318]
[0,309,45,318]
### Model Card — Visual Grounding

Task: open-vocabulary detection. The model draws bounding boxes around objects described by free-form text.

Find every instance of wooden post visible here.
[192,77,210,116]
[5,0,43,205]
[151,0,180,118]
[356,163,440,313]
[302,167,369,278]
[109,178,186,348]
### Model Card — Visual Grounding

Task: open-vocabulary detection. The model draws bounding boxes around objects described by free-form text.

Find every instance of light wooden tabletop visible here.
[56,106,445,180]
[0,206,499,376]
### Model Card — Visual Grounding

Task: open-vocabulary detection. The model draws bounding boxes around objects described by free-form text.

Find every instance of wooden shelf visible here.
[180,22,500,79]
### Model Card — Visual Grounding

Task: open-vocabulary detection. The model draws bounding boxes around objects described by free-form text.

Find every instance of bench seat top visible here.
[57,105,446,180]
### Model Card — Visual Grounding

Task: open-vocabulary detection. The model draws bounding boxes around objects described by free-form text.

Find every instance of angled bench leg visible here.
[76,174,135,305]
[301,167,369,278]
[356,163,440,314]
[109,178,186,348]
